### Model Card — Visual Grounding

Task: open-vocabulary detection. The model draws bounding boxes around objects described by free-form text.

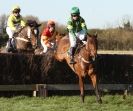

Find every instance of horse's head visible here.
[16,26,38,50]
[29,26,38,48]
[86,33,98,60]
[26,20,41,38]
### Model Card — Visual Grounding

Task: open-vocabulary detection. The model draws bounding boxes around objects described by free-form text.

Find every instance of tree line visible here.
[0,14,133,50]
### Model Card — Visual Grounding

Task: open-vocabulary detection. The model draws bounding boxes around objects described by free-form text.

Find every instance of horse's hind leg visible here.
[78,76,85,103]
[88,70,102,104]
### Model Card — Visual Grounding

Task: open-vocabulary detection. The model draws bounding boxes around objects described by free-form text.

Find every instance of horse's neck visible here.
[18,27,28,38]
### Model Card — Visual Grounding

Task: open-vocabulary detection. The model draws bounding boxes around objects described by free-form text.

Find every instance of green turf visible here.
[0,95,132,111]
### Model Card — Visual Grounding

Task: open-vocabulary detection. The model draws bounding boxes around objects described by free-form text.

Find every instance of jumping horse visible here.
[14,20,41,53]
[54,33,102,103]
[0,19,41,54]
[15,25,38,52]
[2,25,38,54]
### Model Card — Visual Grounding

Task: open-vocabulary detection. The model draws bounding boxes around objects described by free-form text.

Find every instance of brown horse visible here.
[0,26,38,54]
[15,26,38,53]
[54,34,102,103]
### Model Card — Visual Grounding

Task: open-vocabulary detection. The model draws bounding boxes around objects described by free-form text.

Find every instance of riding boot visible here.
[11,38,17,50]
[6,38,13,52]
[70,47,76,64]
[82,35,87,44]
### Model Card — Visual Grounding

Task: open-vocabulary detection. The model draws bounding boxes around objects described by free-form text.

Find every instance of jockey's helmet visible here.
[71,7,80,15]
[47,20,55,26]
[12,5,21,13]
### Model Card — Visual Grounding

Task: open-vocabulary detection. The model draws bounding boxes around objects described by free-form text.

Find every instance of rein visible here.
[15,27,31,43]
[15,37,29,42]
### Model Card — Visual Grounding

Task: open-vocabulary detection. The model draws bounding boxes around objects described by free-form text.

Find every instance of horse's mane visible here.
[41,33,68,75]
[13,26,28,38]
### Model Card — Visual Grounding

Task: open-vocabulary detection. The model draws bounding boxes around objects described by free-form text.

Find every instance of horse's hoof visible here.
[80,99,84,103]
[80,95,85,103]
[97,99,102,104]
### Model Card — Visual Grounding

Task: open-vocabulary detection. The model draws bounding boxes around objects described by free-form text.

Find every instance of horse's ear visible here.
[87,33,91,37]
[37,24,41,27]
[94,32,98,38]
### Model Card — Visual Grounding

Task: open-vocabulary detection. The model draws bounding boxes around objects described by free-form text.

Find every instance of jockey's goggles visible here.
[13,9,20,13]
[71,14,79,17]
[48,24,55,27]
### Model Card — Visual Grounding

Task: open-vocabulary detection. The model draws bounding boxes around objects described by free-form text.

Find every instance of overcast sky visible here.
[0,0,133,29]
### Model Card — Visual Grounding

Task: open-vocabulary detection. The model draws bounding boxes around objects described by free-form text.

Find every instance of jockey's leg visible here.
[78,30,87,44]
[69,33,76,64]
[70,47,76,64]
[41,38,47,53]
[6,27,15,52]
[11,38,16,50]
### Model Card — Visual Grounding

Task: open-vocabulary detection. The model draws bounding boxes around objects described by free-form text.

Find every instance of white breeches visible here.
[41,39,47,53]
[6,27,15,38]
[69,30,86,47]
[41,39,54,53]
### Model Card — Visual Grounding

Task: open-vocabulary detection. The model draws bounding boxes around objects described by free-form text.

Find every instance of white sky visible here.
[0,0,133,29]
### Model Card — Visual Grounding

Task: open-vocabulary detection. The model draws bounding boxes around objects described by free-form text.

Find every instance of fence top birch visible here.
[98,50,133,55]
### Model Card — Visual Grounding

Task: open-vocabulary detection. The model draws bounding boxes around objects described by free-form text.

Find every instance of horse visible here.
[54,33,102,103]
[0,25,38,54]
[42,32,102,103]
[15,26,38,53]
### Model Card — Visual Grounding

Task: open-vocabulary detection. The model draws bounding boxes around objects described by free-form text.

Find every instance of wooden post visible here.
[123,89,128,99]
[33,91,37,97]
[38,84,47,97]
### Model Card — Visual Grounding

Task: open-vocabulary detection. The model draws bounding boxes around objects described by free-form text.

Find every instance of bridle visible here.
[78,45,91,64]
[78,37,97,64]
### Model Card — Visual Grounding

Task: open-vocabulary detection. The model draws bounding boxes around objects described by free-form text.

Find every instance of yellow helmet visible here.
[12,5,21,12]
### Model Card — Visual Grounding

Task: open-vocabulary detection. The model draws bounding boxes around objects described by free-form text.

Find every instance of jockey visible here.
[67,7,88,64]
[6,5,26,52]
[41,20,56,53]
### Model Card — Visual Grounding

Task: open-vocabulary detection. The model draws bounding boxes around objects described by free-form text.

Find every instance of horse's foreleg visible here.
[78,76,85,103]
[89,71,102,104]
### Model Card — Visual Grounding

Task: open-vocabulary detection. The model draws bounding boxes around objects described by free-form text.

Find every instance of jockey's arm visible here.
[20,20,26,27]
[48,31,57,42]
[7,15,16,31]
[41,35,51,47]
[67,21,77,39]
[20,16,26,27]
[81,19,88,34]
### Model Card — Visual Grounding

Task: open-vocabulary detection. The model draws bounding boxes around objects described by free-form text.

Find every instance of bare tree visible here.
[0,14,7,35]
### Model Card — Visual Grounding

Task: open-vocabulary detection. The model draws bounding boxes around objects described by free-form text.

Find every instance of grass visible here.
[0,95,133,111]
